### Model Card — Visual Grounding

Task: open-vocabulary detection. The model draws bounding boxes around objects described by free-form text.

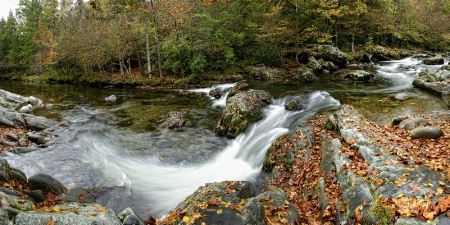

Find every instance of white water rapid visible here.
[119,90,340,217]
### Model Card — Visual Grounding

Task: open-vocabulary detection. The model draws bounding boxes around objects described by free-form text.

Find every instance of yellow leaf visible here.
[423,210,437,221]
[217,209,223,214]
[46,217,54,225]
[95,205,108,212]
[437,188,444,195]
[397,194,405,198]
[201,222,206,225]
[182,216,190,223]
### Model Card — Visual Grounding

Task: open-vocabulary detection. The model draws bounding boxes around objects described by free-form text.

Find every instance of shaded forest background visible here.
[0,0,449,82]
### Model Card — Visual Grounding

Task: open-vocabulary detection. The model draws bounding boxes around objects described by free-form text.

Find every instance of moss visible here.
[364,196,393,225]
[323,118,340,134]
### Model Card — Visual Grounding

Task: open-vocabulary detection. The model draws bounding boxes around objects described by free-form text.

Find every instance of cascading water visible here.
[3,84,340,218]
[2,57,447,219]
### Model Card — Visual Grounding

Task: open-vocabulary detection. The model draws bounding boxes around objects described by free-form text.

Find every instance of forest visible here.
[0,0,449,83]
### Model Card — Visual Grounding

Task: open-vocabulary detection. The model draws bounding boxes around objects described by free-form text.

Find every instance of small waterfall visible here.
[118,91,340,217]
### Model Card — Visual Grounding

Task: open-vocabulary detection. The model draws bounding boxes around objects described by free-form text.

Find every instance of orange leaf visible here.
[46,217,54,225]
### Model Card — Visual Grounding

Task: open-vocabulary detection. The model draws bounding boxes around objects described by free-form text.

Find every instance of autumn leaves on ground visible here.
[265,105,450,224]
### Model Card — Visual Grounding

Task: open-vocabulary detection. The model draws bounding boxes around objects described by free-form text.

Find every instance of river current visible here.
[0,57,448,218]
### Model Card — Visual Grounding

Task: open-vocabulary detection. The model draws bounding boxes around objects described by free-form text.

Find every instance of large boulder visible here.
[299,45,349,68]
[159,181,298,225]
[371,45,399,61]
[295,68,318,83]
[340,70,375,82]
[285,96,309,111]
[413,69,450,96]
[216,89,272,138]
[423,55,445,65]
[14,202,122,225]
[28,173,66,195]
[246,65,285,81]
[0,89,28,109]
[410,126,444,139]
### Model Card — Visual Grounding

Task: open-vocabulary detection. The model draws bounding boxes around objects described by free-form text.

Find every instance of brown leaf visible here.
[46,217,54,225]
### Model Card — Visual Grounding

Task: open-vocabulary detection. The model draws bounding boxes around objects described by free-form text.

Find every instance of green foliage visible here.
[1,0,449,79]
[364,37,374,52]
[189,54,207,75]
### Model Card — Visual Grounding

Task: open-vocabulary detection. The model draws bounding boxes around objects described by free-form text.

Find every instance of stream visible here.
[0,57,448,218]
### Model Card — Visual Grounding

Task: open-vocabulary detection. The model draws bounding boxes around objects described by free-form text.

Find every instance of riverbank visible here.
[0,68,245,90]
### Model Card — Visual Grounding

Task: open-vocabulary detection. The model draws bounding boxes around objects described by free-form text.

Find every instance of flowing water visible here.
[0,57,448,218]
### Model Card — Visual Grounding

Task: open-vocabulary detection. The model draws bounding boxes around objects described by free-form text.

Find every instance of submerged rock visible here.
[167,111,187,130]
[105,95,117,102]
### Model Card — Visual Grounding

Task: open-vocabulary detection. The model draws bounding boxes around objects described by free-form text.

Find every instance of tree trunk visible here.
[150,0,163,78]
[145,14,152,77]
[351,34,355,53]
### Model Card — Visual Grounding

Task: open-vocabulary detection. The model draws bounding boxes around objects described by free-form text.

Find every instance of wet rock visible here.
[343,70,375,82]
[167,111,187,130]
[62,187,96,203]
[118,207,144,225]
[23,114,55,130]
[209,88,223,99]
[9,167,27,184]
[398,118,429,130]
[28,173,66,195]
[26,132,47,144]
[394,92,412,101]
[285,96,309,111]
[410,126,444,139]
[14,202,121,225]
[441,65,450,70]
[413,70,450,96]
[24,190,46,202]
[216,89,272,138]
[423,55,444,65]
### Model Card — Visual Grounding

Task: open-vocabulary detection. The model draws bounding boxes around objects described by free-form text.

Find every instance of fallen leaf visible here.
[217,209,223,214]
[46,217,54,225]
[182,216,190,223]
